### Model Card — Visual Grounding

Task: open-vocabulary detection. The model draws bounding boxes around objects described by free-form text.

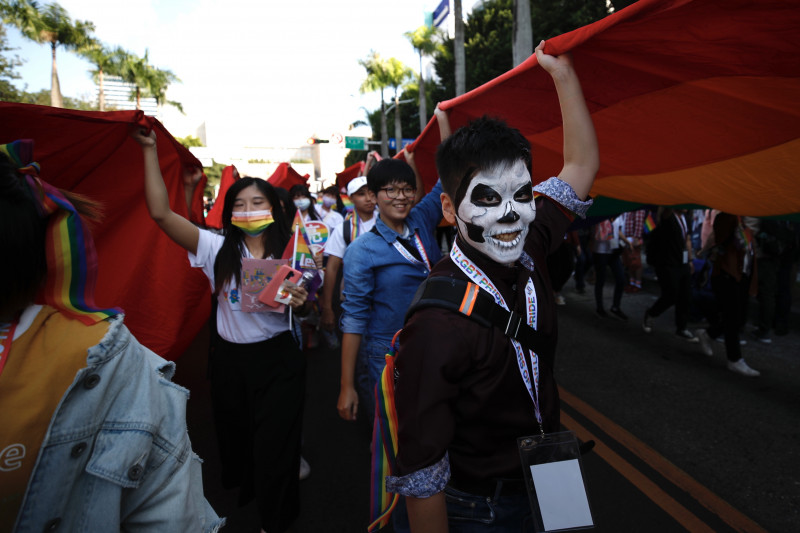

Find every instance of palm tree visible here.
[117,49,151,110]
[513,0,533,67]
[1,0,95,107]
[359,50,394,157]
[78,41,122,111]
[385,57,412,156]
[454,0,465,96]
[404,24,443,132]
[143,66,183,117]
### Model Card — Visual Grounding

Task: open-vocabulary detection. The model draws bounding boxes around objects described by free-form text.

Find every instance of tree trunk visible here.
[513,0,533,67]
[50,43,63,108]
[98,69,105,111]
[380,88,389,158]
[418,53,427,132]
[454,0,466,96]
[394,90,403,156]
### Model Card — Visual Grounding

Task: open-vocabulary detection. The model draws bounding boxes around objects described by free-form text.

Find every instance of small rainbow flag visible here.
[643,213,657,234]
[282,211,316,269]
[368,331,401,532]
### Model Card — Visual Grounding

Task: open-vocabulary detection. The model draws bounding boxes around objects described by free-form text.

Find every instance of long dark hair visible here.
[214,177,290,294]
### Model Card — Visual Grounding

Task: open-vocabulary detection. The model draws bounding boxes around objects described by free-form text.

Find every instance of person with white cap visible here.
[319,175,377,345]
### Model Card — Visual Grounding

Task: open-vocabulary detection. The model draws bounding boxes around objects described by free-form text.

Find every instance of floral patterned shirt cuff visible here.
[534,177,593,218]
[386,453,450,498]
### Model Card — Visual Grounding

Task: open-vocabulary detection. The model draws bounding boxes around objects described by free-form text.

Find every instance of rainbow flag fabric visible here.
[643,213,657,234]
[368,331,402,532]
[340,194,354,213]
[282,211,316,269]
[1,140,121,324]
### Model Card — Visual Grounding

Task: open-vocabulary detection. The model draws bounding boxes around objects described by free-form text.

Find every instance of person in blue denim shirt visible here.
[337,150,445,425]
[0,145,222,532]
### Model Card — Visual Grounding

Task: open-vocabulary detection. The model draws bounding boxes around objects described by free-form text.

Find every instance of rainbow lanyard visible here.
[392,232,431,270]
[450,241,542,428]
[0,319,19,380]
[346,211,360,240]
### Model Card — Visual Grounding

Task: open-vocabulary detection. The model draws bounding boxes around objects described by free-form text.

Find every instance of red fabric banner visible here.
[0,102,211,360]
[409,0,800,217]
[267,162,309,190]
[336,161,365,191]
[205,164,239,229]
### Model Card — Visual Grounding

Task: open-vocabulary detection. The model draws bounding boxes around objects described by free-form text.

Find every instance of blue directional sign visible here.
[433,0,449,28]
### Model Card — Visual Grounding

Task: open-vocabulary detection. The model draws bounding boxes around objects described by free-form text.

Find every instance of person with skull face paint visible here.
[387,41,599,533]
[133,129,309,533]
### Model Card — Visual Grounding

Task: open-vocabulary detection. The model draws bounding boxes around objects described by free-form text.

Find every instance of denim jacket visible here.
[341,180,444,344]
[13,314,223,533]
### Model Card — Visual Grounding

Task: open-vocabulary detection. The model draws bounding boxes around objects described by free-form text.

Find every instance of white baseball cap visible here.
[346,176,368,197]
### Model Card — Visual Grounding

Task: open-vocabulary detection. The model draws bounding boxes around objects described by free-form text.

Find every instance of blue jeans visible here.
[445,485,534,533]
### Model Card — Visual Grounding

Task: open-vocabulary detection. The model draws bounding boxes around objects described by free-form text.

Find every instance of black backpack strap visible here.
[406,277,553,354]
[343,218,353,246]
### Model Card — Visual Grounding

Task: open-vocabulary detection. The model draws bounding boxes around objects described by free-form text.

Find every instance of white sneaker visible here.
[676,329,699,343]
[554,294,566,306]
[696,329,713,357]
[642,312,653,333]
[727,359,760,377]
[299,456,311,480]
[714,335,746,346]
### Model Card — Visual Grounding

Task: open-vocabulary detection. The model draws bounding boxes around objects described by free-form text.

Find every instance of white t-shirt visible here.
[320,208,344,230]
[189,229,289,344]
[325,213,377,259]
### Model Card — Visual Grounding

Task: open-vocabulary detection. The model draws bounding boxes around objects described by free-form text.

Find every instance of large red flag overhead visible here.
[205,164,239,229]
[267,162,309,190]
[335,161,365,191]
[409,0,800,217]
[0,103,211,360]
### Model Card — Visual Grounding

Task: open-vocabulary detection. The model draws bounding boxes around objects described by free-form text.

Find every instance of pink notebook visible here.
[240,258,289,313]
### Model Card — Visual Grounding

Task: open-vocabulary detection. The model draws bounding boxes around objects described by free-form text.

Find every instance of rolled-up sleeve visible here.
[534,177,593,219]
[340,239,376,334]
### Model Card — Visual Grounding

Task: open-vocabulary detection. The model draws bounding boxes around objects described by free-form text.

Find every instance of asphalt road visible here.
[173,273,800,533]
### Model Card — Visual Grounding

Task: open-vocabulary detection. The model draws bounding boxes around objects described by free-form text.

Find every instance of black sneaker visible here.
[610,307,628,321]
[595,308,608,318]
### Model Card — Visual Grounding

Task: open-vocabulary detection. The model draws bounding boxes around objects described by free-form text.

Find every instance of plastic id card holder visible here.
[518,431,594,532]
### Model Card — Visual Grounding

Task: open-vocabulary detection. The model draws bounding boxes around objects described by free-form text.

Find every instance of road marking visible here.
[559,386,768,533]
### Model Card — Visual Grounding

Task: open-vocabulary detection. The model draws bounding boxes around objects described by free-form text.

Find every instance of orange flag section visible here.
[408,0,800,216]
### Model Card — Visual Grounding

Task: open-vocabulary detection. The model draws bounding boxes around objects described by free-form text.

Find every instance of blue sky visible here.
[6,0,476,147]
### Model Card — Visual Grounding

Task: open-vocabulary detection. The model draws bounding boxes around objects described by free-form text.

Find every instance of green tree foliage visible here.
[432,0,610,101]
[0,24,22,100]
[343,149,367,169]
[404,24,444,131]
[17,87,94,109]
[1,0,95,107]
[176,135,203,148]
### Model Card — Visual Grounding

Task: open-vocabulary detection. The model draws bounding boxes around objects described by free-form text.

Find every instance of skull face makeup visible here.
[455,159,536,265]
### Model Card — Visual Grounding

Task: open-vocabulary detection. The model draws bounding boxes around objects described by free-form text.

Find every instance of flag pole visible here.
[289,224,300,331]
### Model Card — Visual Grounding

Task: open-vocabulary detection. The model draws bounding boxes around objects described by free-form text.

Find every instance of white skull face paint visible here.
[455,160,536,265]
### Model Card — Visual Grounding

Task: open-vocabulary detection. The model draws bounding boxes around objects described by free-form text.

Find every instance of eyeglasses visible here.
[379,186,416,199]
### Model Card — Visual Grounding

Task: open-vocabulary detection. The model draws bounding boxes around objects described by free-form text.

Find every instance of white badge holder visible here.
[518,431,594,532]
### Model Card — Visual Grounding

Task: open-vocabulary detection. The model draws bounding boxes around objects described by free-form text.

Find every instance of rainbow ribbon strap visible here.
[368,330,402,532]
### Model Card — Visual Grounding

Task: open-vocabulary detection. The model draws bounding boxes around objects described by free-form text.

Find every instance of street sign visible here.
[388,138,415,150]
[345,136,366,150]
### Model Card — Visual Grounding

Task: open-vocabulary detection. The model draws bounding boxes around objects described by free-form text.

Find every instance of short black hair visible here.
[366,159,415,194]
[436,116,532,207]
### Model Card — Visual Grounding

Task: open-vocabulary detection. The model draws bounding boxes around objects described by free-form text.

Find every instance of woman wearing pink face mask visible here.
[133,129,308,533]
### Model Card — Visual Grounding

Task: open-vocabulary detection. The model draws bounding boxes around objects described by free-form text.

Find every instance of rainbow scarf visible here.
[643,213,657,234]
[344,211,361,241]
[1,140,121,324]
[231,209,274,236]
[340,193,354,213]
[368,331,402,532]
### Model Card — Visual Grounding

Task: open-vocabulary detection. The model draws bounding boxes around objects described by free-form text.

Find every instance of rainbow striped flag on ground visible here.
[368,332,402,532]
[643,213,657,234]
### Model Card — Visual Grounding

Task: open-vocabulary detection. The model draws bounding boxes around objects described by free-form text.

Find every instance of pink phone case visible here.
[258,265,302,307]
